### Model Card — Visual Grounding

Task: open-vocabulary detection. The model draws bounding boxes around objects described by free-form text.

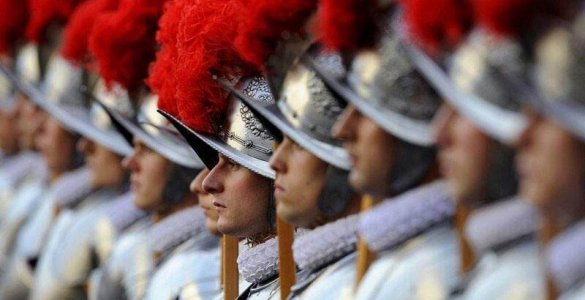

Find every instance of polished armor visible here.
[89,207,212,300]
[0,166,92,299]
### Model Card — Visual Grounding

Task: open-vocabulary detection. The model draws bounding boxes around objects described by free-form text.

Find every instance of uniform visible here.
[461,199,541,300]
[90,207,214,300]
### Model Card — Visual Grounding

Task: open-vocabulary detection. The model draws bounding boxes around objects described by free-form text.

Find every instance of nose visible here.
[202,166,224,194]
[190,168,210,194]
[269,139,290,174]
[122,150,139,172]
[514,108,538,150]
[332,105,358,141]
[433,104,455,149]
[77,137,93,155]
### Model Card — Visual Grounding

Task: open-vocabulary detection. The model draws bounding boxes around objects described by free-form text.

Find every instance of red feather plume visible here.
[89,0,167,92]
[172,0,253,133]
[317,0,378,52]
[471,0,546,38]
[26,0,86,43]
[234,0,316,70]
[401,0,473,55]
[0,0,29,55]
[148,0,185,117]
[61,0,119,65]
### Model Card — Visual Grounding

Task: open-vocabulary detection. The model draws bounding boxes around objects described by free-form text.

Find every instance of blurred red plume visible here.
[61,0,119,65]
[0,0,29,55]
[26,0,86,43]
[234,0,316,70]
[317,0,378,52]
[401,0,473,55]
[89,0,167,91]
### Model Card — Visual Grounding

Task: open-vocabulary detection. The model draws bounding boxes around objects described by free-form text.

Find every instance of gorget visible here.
[547,220,585,292]
[149,206,207,257]
[51,166,94,208]
[238,237,279,284]
[465,197,537,254]
[106,192,147,232]
[293,214,360,272]
[359,180,454,253]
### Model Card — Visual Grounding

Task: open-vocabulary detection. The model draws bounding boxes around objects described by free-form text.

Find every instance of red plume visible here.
[61,0,119,65]
[26,0,86,43]
[148,0,185,117]
[89,0,167,92]
[172,0,253,133]
[317,0,378,52]
[471,0,547,38]
[0,0,29,55]
[401,0,473,55]
[234,0,316,70]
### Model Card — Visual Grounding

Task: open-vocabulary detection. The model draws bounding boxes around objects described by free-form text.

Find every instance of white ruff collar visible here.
[238,237,279,284]
[52,166,93,207]
[547,220,585,292]
[360,181,455,253]
[465,197,537,254]
[293,214,360,271]
[149,206,207,254]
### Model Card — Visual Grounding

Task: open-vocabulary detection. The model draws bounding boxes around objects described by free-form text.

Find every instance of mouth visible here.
[130,179,140,192]
[213,200,226,209]
[438,153,452,177]
[274,182,286,199]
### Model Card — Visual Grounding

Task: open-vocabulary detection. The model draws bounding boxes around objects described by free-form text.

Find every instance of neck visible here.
[246,231,276,247]
[455,202,476,275]
[49,170,64,183]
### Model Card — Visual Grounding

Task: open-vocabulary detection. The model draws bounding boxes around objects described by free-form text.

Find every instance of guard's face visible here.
[123,138,170,211]
[434,104,492,204]
[203,154,272,239]
[78,138,126,189]
[190,168,220,236]
[516,110,585,213]
[0,107,19,154]
[270,137,326,228]
[333,104,395,199]
[15,94,44,150]
[36,116,78,178]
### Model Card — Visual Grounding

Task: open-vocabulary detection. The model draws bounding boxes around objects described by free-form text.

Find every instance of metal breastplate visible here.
[354,224,460,300]
[89,230,153,300]
[462,239,545,300]
[0,176,46,263]
[292,252,357,300]
[145,247,221,300]
[30,191,121,300]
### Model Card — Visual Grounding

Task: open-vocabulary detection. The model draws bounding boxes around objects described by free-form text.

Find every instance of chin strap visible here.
[317,166,356,217]
[388,138,436,195]
[484,142,518,202]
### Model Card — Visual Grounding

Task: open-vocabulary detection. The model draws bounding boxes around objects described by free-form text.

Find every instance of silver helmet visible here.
[530,8,585,142]
[234,46,356,217]
[0,43,43,104]
[32,53,135,156]
[313,13,440,194]
[406,28,528,145]
[161,76,276,180]
[312,17,441,147]
[101,93,204,169]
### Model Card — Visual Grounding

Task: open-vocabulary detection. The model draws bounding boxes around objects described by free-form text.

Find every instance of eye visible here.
[227,157,240,169]
[292,140,305,152]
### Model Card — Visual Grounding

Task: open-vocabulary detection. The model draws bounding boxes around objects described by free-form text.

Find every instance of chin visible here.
[278,206,309,227]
